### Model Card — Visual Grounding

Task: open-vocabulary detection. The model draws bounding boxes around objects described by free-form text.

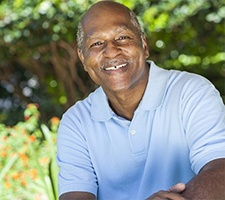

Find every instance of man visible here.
[57,1,225,199]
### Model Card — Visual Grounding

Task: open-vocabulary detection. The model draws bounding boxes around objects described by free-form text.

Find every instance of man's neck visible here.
[105,66,150,121]
[108,93,140,120]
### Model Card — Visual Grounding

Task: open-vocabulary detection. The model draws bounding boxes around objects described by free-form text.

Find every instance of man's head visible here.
[77,1,143,54]
[76,1,149,93]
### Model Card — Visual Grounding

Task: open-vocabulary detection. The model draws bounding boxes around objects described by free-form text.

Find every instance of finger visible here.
[169,182,186,193]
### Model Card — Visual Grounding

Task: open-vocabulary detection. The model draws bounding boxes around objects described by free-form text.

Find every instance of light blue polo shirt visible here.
[57,61,225,199]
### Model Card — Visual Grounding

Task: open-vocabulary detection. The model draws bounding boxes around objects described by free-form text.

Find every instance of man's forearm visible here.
[59,192,96,200]
[181,158,225,200]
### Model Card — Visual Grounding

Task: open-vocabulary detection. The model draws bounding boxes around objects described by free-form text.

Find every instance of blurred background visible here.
[0,0,224,199]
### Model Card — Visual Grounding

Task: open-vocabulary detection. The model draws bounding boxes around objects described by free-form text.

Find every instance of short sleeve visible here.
[181,75,225,173]
[56,107,98,197]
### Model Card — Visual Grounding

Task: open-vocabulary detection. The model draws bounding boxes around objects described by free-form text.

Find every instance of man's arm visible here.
[147,158,225,200]
[181,158,225,199]
[59,192,96,200]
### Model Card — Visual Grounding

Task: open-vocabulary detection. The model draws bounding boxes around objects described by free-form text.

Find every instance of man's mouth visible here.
[101,59,132,71]
[104,63,127,71]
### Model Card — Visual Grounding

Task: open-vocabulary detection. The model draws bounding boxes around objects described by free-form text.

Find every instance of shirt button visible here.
[130,130,136,135]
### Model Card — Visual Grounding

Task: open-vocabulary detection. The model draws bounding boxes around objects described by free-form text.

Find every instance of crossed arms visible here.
[59,158,225,200]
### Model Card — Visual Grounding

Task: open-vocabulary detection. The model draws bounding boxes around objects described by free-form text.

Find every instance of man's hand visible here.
[146,183,187,200]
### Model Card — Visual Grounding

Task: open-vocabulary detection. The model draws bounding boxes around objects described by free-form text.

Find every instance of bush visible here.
[0,104,59,200]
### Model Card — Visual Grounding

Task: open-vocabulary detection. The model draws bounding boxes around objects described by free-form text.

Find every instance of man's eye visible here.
[117,36,130,40]
[90,41,103,48]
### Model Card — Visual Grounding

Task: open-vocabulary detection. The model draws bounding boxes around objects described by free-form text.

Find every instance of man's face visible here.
[78,3,149,93]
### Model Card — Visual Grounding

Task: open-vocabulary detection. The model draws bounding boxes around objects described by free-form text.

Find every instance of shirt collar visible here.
[139,61,171,111]
[91,61,171,121]
[91,87,112,121]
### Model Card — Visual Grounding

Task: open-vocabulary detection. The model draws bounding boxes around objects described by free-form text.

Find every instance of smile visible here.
[104,63,128,71]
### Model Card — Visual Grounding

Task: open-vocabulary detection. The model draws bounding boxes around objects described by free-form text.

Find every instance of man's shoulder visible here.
[65,87,101,114]
[61,86,108,124]
[149,61,212,86]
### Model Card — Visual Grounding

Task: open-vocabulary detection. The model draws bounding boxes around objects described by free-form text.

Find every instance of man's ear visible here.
[141,35,150,59]
[77,49,88,71]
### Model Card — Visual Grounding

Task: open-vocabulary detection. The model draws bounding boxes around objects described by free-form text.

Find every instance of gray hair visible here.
[76,10,143,53]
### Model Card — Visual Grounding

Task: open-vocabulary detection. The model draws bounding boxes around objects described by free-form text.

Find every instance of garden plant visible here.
[0,103,59,200]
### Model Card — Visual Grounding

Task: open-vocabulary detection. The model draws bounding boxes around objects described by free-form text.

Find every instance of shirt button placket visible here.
[129,128,137,155]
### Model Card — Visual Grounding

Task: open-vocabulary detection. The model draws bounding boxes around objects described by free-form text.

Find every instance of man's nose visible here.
[103,41,121,58]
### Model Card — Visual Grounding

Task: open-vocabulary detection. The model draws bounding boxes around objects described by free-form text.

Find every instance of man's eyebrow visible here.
[86,26,131,40]
[86,34,97,40]
[114,26,130,33]
[117,25,130,30]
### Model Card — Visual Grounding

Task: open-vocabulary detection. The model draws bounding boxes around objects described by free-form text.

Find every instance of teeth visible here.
[105,63,127,71]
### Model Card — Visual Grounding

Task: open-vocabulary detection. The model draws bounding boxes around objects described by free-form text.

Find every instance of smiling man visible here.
[77,2,150,120]
[57,1,225,199]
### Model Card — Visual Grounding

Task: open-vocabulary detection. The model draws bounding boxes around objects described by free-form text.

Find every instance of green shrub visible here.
[0,104,59,200]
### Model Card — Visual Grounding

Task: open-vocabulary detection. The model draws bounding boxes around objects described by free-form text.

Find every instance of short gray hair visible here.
[76,10,143,53]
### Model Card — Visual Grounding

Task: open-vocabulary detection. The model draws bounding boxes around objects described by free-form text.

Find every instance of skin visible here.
[59,1,225,199]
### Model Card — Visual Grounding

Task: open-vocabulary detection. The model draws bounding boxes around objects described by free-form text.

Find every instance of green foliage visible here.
[0,104,59,200]
[0,0,94,44]
[0,0,97,126]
